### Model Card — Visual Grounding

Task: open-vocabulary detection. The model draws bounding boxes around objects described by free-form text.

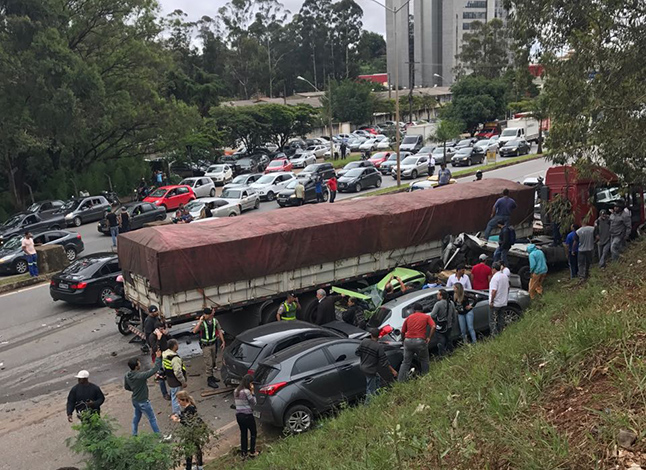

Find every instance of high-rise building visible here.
[386,0,508,88]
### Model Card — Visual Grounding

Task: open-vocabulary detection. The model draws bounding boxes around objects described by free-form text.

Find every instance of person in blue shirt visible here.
[527,244,548,299]
[564,223,579,278]
[483,189,517,240]
[315,176,324,203]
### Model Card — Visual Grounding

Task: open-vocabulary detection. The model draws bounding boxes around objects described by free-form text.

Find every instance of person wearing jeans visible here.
[356,328,398,402]
[595,210,611,268]
[162,339,187,417]
[106,208,120,248]
[488,262,510,336]
[429,289,456,357]
[398,302,436,381]
[564,224,579,278]
[21,231,39,277]
[483,189,517,240]
[124,349,163,435]
[234,375,258,458]
[454,283,476,344]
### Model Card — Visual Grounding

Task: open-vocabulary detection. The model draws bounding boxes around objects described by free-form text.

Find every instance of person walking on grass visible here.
[192,307,225,389]
[398,302,436,381]
[172,391,208,470]
[610,201,631,261]
[21,231,38,277]
[356,328,398,402]
[595,209,611,268]
[163,339,187,417]
[576,224,595,280]
[527,244,548,300]
[234,375,258,459]
[488,262,509,337]
[564,224,579,278]
[124,346,162,435]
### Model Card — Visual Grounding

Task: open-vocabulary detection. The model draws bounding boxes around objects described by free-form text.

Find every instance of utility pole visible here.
[297,75,335,159]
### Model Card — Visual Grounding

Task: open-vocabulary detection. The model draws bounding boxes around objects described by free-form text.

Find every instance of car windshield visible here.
[431,148,445,155]
[344,162,360,170]
[255,175,276,184]
[61,199,80,211]
[253,364,280,385]
[306,146,316,151]
[457,147,472,155]
[179,179,195,186]
[402,136,418,144]
[458,139,471,146]
[302,164,319,173]
[505,140,521,147]
[231,175,249,184]
[401,157,418,165]
[1,236,22,250]
[148,188,167,198]
[185,200,205,212]
[370,152,388,160]
[221,189,241,199]
[208,165,225,172]
[2,214,23,228]
[475,140,489,147]
[418,146,433,154]
[386,154,398,161]
[501,128,517,137]
[229,339,262,363]
[237,158,252,165]
[287,179,306,189]
[344,169,364,178]
[268,160,284,168]
[27,203,40,212]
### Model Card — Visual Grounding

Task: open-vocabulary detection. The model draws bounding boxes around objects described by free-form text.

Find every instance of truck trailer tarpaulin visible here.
[117,179,534,295]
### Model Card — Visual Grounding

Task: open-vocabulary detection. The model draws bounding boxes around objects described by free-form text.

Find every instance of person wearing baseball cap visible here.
[66,370,105,423]
[471,254,492,291]
[192,307,225,389]
[276,293,300,321]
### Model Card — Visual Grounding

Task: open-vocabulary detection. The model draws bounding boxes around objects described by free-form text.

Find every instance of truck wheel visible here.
[298,294,318,322]
[261,301,281,324]
[517,266,531,289]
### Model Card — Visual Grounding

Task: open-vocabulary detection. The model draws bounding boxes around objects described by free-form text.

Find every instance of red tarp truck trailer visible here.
[118,179,534,326]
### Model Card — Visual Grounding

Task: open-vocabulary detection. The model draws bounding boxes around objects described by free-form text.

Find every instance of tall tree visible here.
[455,19,511,79]
[325,80,375,125]
[330,0,363,79]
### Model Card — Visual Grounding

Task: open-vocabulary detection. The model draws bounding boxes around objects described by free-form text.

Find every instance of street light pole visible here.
[297,75,335,160]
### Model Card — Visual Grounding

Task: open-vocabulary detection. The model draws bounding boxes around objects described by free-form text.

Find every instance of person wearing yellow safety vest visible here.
[276,292,301,321]
[192,307,226,389]
[162,339,187,417]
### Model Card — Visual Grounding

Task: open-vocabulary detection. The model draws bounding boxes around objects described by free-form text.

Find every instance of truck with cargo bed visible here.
[118,179,535,334]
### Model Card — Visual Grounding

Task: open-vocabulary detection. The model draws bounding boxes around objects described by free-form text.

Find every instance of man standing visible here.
[294,180,305,206]
[66,370,105,422]
[326,175,337,203]
[355,328,398,402]
[125,348,162,435]
[315,176,324,203]
[471,254,492,291]
[398,302,436,381]
[595,210,611,268]
[437,163,452,186]
[162,339,187,417]
[313,289,342,325]
[427,155,435,176]
[576,224,595,280]
[483,189,517,240]
[493,221,513,266]
[120,207,131,233]
[527,244,548,299]
[340,141,347,160]
[429,289,456,357]
[564,224,579,278]
[488,262,509,336]
[21,231,38,277]
[106,208,119,248]
[276,293,300,321]
[609,202,631,261]
[446,265,472,290]
[192,307,225,389]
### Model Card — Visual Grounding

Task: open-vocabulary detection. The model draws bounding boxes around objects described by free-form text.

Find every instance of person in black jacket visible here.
[66,370,105,422]
[313,289,342,325]
[342,297,366,329]
[493,221,513,266]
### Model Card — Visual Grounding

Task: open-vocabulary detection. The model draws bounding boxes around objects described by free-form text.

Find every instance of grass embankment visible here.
[0,273,30,287]
[211,239,646,469]
[331,154,361,169]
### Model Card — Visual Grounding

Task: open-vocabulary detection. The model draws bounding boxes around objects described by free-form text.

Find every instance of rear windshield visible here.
[253,364,280,385]
[402,136,418,144]
[62,257,104,276]
[368,307,392,328]
[229,339,262,364]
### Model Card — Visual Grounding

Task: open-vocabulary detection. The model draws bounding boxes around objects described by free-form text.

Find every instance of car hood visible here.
[278,189,296,197]
[338,175,360,183]
[217,198,241,204]
[0,248,19,258]
[399,164,418,170]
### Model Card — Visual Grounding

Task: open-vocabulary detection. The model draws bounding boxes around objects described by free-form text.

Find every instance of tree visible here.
[434,119,464,161]
[259,104,318,149]
[526,94,548,154]
[330,0,363,79]
[455,19,511,79]
[324,80,375,125]
[357,31,387,74]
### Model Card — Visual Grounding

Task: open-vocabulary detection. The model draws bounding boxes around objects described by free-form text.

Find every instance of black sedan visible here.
[337,167,382,192]
[451,147,485,167]
[50,253,121,305]
[0,230,84,275]
[277,177,328,206]
[27,200,65,219]
[499,138,531,157]
[0,212,66,244]
[253,337,403,433]
[97,202,166,235]
[337,160,375,178]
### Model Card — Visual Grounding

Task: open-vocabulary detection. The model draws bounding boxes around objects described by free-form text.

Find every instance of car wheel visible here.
[254,199,260,209]
[355,183,362,192]
[156,214,165,221]
[411,170,417,179]
[210,188,216,197]
[467,158,472,166]
[266,191,275,201]
[73,216,82,227]
[65,247,77,261]
[14,259,28,275]
[161,205,167,212]
[229,212,237,217]
[98,287,113,305]
[501,305,522,327]
[284,404,314,434]
[375,178,382,188]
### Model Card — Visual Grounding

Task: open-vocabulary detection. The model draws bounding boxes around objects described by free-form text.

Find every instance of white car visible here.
[185,197,240,218]
[431,146,456,165]
[219,187,261,212]
[179,177,216,198]
[306,145,328,158]
[263,142,279,153]
[223,173,264,191]
[396,155,430,179]
[249,172,296,201]
[374,134,388,142]
[205,164,233,185]
[377,138,392,150]
[359,139,378,152]
[323,144,340,159]
[291,153,317,168]
[474,139,498,155]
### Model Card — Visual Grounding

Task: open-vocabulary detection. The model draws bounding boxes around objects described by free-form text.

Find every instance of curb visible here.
[0,273,55,295]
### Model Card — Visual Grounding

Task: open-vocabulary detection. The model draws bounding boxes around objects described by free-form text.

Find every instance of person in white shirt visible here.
[488,262,509,337]
[21,231,39,277]
[446,265,472,290]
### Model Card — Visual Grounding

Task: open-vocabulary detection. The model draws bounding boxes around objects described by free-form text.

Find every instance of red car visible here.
[143,185,195,211]
[359,126,379,135]
[265,158,293,174]
[368,152,391,168]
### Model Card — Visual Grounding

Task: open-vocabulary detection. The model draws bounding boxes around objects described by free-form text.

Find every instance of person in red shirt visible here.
[471,254,492,291]
[398,302,436,382]
[326,175,338,203]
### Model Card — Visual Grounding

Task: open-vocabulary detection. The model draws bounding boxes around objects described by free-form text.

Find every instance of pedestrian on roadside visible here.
[66,370,105,423]
[576,224,595,280]
[294,180,305,206]
[172,391,208,470]
[483,189,517,240]
[471,254,492,291]
[125,347,162,435]
[21,231,39,277]
[609,201,631,261]
[340,141,347,159]
[398,302,436,381]
[564,224,579,278]
[527,244,548,299]
[105,208,119,248]
[454,283,476,344]
[326,175,337,203]
[446,264,472,290]
[163,339,187,417]
[156,170,163,187]
[276,292,300,321]
[147,327,171,401]
[594,209,611,268]
[437,163,452,186]
[120,207,130,233]
[488,262,509,337]
[192,307,225,389]
[315,176,324,203]
[234,374,258,459]
[313,289,342,325]
[429,289,456,357]
[427,155,435,176]
[356,328,398,402]
[199,202,213,219]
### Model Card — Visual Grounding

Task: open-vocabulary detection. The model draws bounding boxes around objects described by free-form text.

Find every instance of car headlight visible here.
[155,200,162,205]
[65,214,73,220]
[0,255,13,263]
[289,194,296,198]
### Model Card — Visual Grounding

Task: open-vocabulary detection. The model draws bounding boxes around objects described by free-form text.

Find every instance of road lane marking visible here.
[0,282,49,299]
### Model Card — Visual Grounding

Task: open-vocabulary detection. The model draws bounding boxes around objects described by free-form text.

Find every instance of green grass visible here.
[207,240,646,469]
[0,273,31,287]
[331,154,361,169]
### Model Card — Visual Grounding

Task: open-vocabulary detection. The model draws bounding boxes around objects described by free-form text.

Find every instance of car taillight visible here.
[258,381,287,396]
[50,280,56,286]
[77,234,82,239]
[247,369,254,376]
[71,282,88,290]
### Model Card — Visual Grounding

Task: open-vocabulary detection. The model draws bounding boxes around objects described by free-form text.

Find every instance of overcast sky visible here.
[159,0,386,36]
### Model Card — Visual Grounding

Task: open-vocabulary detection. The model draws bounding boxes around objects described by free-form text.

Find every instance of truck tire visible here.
[298,294,318,322]
[261,301,281,324]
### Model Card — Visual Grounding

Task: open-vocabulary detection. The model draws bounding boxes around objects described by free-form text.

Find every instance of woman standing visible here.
[234,374,258,459]
[454,283,476,344]
[172,391,209,470]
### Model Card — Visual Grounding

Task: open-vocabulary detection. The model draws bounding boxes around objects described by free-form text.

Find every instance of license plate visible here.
[253,411,260,419]
[229,378,240,385]
[59,283,69,289]
[115,316,121,324]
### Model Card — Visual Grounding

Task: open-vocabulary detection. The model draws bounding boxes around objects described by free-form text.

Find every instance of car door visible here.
[91,258,121,300]
[91,198,107,221]
[324,341,365,401]
[470,292,491,332]
[22,214,40,231]
[129,204,145,229]
[291,347,341,411]
[177,187,192,205]
[240,190,251,211]
[418,156,428,174]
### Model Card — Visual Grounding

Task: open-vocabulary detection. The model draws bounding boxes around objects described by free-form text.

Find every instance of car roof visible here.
[180,177,203,181]
[261,337,347,365]
[155,185,188,190]
[75,252,117,263]
[236,320,336,346]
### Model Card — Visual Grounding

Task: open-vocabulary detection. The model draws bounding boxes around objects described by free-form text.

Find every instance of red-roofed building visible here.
[358,73,388,86]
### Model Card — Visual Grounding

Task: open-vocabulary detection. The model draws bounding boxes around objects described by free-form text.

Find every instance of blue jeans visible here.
[493,246,509,265]
[132,400,161,435]
[170,386,182,415]
[568,252,578,278]
[365,375,379,403]
[483,215,510,240]
[27,253,38,277]
[110,226,119,247]
[458,311,476,343]
[158,379,168,398]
